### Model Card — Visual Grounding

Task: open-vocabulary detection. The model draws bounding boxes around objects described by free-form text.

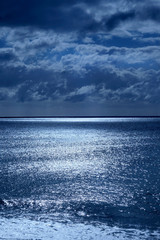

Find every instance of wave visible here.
[1,198,160,230]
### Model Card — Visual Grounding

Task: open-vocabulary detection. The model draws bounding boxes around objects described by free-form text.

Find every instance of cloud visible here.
[140,6,160,22]
[65,85,95,102]
[0,24,159,106]
[0,0,100,32]
[0,0,159,34]
[0,48,16,62]
[0,0,160,116]
[105,10,136,31]
[0,61,159,106]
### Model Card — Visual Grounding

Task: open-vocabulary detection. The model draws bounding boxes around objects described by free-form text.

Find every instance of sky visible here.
[0,0,160,116]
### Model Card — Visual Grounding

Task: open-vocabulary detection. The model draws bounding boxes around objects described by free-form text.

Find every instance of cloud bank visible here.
[0,0,160,116]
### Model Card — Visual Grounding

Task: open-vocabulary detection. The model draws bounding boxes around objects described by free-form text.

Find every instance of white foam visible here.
[0,217,159,240]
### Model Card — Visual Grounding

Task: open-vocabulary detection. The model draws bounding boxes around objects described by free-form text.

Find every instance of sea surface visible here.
[0,117,160,239]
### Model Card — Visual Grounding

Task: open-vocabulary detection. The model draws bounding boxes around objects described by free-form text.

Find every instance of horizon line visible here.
[0,115,160,118]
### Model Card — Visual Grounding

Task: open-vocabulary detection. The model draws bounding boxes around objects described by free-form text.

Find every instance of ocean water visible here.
[0,117,160,239]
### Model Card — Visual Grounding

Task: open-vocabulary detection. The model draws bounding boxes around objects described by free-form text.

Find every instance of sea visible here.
[0,117,160,239]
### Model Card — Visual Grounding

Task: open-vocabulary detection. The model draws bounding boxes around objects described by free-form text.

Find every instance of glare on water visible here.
[0,118,160,239]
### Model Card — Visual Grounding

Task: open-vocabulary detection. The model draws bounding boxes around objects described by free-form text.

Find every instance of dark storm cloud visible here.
[0,0,100,32]
[140,6,160,22]
[0,49,16,62]
[0,0,160,33]
[105,10,136,31]
[104,6,160,31]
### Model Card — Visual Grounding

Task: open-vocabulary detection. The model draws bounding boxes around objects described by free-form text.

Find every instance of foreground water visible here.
[0,118,160,239]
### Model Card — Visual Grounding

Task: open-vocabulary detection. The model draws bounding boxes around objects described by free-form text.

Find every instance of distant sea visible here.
[0,118,160,239]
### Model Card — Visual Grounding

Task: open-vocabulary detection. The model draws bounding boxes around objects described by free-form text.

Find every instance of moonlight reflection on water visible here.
[0,118,160,239]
